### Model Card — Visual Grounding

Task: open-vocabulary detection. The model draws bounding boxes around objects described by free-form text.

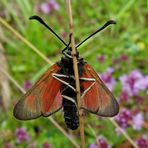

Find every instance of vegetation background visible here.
[0,0,147,147]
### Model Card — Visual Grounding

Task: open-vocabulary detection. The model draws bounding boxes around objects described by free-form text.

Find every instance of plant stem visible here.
[65,0,85,148]
[110,118,139,148]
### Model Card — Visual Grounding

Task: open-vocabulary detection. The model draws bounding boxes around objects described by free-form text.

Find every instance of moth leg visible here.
[80,77,96,99]
[62,94,77,106]
[52,73,76,91]
[52,73,74,79]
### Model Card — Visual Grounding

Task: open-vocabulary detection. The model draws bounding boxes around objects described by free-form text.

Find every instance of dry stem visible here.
[65,0,85,148]
[0,44,11,110]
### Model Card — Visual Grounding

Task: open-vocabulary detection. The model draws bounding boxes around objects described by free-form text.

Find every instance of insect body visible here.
[13,16,119,130]
[57,48,85,130]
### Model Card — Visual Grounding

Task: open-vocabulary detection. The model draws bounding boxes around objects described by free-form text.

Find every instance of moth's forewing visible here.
[81,64,119,117]
[13,64,63,120]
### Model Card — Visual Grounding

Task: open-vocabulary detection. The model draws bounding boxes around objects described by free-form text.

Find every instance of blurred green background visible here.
[0,0,147,148]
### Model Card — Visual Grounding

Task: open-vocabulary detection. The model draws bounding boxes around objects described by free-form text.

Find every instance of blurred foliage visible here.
[0,0,148,148]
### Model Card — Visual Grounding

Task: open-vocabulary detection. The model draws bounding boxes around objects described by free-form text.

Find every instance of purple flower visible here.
[136,135,148,148]
[112,54,128,65]
[89,144,98,148]
[101,67,116,91]
[132,112,144,130]
[119,70,148,102]
[114,108,132,129]
[3,143,12,148]
[119,70,143,96]
[89,137,110,148]
[134,95,144,103]
[43,141,51,148]
[23,80,32,90]
[37,0,60,14]
[120,54,128,61]
[119,90,129,102]
[15,128,31,144]
[97,55,106,63]
[97,137,110,148]
[135,76,148,91]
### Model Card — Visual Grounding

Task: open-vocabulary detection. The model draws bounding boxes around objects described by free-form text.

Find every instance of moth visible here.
[14,16,119,130]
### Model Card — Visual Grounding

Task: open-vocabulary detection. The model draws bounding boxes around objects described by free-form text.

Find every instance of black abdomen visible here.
[63,99,79,130]
[62,84,79,130]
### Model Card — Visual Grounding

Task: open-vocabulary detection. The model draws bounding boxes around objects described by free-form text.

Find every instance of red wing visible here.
[81,64,119,117]
[13,64,63,120]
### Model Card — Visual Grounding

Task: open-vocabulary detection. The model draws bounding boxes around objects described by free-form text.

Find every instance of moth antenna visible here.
[29,15,67,46]
[76,20,116,48]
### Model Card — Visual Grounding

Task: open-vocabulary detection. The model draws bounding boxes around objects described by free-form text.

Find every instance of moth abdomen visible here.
[63,99,79,130]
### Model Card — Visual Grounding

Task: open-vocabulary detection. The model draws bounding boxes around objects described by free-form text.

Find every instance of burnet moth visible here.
[13,16,119,130]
